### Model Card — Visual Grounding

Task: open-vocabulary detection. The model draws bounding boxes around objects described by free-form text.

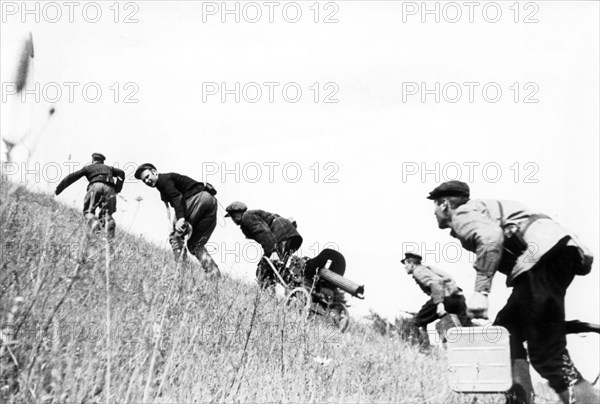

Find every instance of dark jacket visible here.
[155,173,208,220]
[240,210,302,256]
[55,163,125,195]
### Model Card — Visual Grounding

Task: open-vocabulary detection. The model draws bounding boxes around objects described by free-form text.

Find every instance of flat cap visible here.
[401,252,422,264]
[134,163,157,180]
[92,152,106,162]
[224,201,248,217]
[427,180,470,200]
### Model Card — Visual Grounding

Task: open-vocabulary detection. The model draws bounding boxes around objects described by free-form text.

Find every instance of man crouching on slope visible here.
[402,252,472,346]
[135,163,220,277]
[225,201,302,289]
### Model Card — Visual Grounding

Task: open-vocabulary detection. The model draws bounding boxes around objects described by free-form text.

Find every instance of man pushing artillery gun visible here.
[427,180,598,404]
[55,152,124,238]
[401,252,472,345]
[224,201,302,289]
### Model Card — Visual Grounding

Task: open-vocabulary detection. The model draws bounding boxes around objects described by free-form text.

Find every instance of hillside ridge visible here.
[0,182,520,403]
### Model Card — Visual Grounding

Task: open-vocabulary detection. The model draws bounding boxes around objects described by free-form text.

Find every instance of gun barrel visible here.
[320,267,364,299]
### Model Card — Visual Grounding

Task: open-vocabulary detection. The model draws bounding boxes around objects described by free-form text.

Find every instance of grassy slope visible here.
[1,181,545,404]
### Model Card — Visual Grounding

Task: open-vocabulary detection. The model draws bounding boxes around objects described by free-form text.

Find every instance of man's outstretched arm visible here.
[55,168,86,195]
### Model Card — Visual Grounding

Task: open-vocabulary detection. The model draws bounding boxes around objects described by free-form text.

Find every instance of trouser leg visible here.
[444,294,473,327]
[414,298,437,328]
[98,211,116,238]
[105,214,116,238]
[413,299,437,348]
[505,359,534,404]
[417,327,431,349]
[495,281,534,404]
[435,313,461,344]
[186,191,219,274]
[256,260,276,289]
[103,189,117,239]
[190,245,220,277]
[525,251,583,394]
[83,186,100,233]
[84,212,100,233]
[501,247,593,401]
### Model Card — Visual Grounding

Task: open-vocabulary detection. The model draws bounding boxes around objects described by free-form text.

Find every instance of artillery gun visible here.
[263,248,364,332]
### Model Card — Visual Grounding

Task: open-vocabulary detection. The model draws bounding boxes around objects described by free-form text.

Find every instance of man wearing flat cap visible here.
[135,163,220,276]
[427,180,596,404]
[225,202,302,289]
[55,153,125,238]
[402,252,471,337]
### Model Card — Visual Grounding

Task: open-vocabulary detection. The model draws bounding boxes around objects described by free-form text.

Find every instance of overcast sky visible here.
[2,1,599,379]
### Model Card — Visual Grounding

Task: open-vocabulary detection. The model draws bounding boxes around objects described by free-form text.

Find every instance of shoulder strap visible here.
[498,200,550,234]
[497,200,505,227]
[520,213,551,235]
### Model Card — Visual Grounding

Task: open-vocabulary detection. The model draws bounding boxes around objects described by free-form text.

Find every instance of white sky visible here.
[1,1,599,380]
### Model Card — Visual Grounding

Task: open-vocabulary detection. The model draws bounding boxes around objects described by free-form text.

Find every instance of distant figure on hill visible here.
[224,201,302,289]
[401,252,472,346]
[55,153,124,238]
[134,163,220,277]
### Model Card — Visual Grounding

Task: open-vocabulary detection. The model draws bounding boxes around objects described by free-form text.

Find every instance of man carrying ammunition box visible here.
[55,152,124,238]
[428,180,597,404]
[135,163,220,276]
[402,252,472,345]
[225,201,302,289]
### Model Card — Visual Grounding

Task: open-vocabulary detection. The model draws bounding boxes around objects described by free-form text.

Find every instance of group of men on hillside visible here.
[55,153,302,284]
[55,154,598,404]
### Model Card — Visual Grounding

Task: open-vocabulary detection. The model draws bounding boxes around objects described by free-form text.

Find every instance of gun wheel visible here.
[327,302,350,333]
[285,287,312,318]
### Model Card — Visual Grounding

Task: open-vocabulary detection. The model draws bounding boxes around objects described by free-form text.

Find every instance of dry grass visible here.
[0,180,547,403]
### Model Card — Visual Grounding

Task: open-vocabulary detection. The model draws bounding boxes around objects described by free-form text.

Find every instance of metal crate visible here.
[446,325,512,393]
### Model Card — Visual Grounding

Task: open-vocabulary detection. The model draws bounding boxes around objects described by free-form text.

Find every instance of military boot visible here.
[193,246,221,279]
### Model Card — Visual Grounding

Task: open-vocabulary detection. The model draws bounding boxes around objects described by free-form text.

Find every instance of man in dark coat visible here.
[225,201,302,288]
[428,180,596,404]
[55,153,124,238]
[135,163,220,276]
